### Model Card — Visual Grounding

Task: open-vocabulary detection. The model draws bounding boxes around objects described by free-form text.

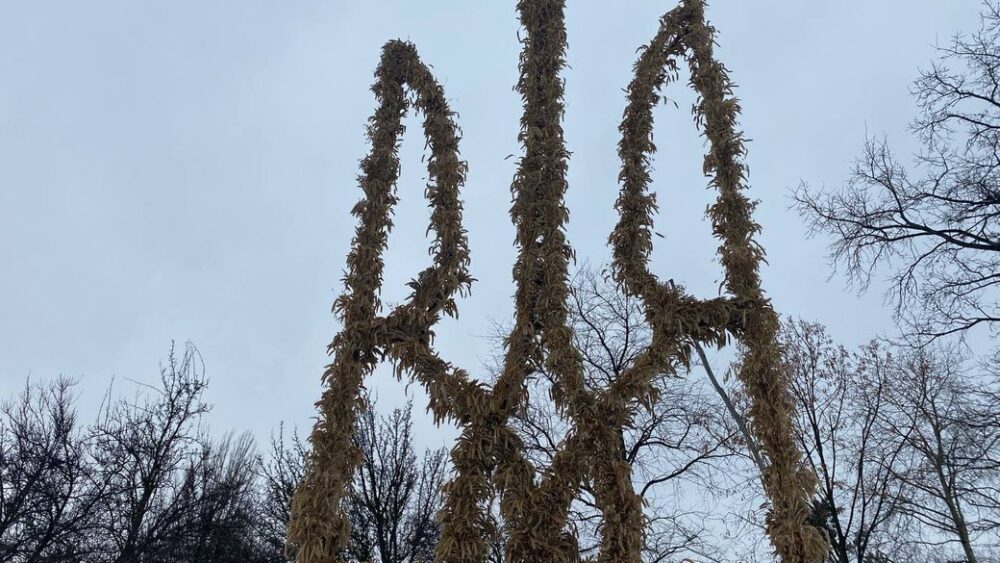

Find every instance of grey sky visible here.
[0,1,984,454]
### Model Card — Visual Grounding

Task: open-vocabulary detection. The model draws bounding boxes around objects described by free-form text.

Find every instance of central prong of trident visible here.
[287,1,830,562]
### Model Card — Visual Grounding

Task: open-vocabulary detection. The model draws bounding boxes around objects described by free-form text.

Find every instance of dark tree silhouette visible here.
[260,424,308,561]
[87,343,215,563]
[1,344,280,563]
[267,392,447,563]
[0,343,448,563]
[877,347,1000,563]
[795,1,1000,342]
[779,321,909,563]
[0,377,97,562]
[766,321,1000,563]
[154,433,271,563]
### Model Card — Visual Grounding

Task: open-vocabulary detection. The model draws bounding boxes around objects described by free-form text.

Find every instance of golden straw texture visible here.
[290,2,829,562]
[613,1,829,560]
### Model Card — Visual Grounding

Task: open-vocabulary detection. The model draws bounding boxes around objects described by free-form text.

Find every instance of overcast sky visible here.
[0,1,985,452]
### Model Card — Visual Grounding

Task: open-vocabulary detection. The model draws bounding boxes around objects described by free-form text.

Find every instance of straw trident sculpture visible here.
[288,0,829,561]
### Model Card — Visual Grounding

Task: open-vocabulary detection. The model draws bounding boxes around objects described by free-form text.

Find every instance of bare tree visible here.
[1,343,457,562]
[260,424,307,561]
[156,432,272,563]
[86,342,213,563]
[795,1,1000,342]
[268,392,447,563]
[347,397,447,563]
[777,320,913,563]
[1,343,279,563]
[723,319,1000,563]
[876,347,1000,563]
[0,377,99,562]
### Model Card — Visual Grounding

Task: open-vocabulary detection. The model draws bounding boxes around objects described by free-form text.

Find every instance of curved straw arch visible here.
[289,2,830,563]
[286,39,479,562]
[613,1,829,561]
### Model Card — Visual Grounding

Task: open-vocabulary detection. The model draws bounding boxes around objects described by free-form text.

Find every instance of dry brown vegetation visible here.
[287,1,826,562]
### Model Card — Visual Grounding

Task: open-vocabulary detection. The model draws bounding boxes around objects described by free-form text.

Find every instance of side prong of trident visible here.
[287,1,830,562]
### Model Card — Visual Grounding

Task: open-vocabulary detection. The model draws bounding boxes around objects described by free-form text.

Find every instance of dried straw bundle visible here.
[613,1,829,561]
[285,40,478,562]
[288,1,829,562]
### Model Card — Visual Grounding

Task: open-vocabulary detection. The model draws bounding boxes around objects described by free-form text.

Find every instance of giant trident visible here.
[287,1,830,562]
